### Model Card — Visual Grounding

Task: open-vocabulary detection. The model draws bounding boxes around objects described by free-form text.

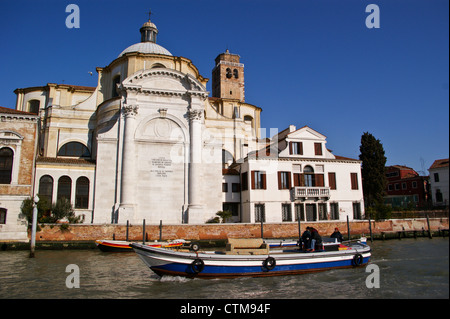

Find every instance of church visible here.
[3,15,364,233]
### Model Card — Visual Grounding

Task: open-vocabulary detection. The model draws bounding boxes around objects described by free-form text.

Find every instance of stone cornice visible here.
[121,68,209,100]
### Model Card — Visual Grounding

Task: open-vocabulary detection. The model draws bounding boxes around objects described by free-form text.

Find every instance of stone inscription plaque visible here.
[150,157,173,178]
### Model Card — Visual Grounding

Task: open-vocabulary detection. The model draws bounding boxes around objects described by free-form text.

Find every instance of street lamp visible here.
[29,195,39,258]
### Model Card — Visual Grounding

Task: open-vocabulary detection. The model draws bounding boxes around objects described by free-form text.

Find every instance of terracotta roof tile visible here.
[429,158,449,169]
[36,156,96,165]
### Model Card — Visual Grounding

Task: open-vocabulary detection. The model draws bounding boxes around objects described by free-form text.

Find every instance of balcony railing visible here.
[293,186,330,200]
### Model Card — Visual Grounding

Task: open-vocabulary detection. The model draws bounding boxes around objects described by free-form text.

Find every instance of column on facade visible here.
[118,104,138,220]
[187,108,203,212]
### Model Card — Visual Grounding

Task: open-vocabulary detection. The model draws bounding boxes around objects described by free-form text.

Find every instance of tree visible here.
[52,198,83,223]
[20,197,83,225]
[20,197,51,225]
[359,132,387,208]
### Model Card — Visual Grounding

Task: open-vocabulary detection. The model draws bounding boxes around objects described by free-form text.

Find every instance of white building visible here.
[428,159,449,206]
[235,125,364,223]
[8,15,365,227]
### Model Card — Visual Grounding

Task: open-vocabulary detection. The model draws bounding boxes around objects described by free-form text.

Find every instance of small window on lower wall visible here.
[282,204,292,222]
[0,208,6,224]
[255,204,265,222]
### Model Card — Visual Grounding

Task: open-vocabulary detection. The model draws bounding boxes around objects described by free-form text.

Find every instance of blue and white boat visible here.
[130,238,371,279]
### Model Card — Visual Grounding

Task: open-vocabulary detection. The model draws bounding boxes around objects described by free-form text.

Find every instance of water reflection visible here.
[0,238,448,299]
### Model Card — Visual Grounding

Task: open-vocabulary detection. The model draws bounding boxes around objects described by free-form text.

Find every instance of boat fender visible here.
[263,257,276,271]
[191,258,205,273]
[352,253,364,266]
[190,242,200,252]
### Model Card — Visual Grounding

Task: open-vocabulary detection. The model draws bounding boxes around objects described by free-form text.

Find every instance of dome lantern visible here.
[140,10,158,43]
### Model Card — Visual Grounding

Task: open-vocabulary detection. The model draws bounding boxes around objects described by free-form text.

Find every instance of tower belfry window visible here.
[233,69,239,78]
[226,68,232,78]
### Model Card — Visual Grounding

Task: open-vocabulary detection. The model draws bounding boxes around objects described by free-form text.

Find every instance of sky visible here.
[0,0,448,174]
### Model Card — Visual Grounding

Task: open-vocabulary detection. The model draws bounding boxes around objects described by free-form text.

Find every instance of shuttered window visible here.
[314,143,323,155]
[241,172,248,191]
[278,171,291,189]
[289,142,303,155]
[328,172,336,190]
[350,173,359,190]
[251,171,266,189]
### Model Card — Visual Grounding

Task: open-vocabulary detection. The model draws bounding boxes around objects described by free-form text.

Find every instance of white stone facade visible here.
[6,16,365,229]
[238,125,365,223]
[428,159,449,206]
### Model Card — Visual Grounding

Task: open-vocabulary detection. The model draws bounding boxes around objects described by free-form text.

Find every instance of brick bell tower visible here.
[212,49,245,102]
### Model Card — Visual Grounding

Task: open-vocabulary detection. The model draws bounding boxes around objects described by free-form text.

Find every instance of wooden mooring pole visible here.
[426,214,432,239]
[126,220,129,241]
[159,220,163,241]
[368,213,373,243]
[297,211,302,244]
[142,219,146,244]
[347,215,351,241]
[260,218,264,239]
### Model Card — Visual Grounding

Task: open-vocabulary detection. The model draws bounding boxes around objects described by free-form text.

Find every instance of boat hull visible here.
[130,243,371,279]
[95,240,183,252]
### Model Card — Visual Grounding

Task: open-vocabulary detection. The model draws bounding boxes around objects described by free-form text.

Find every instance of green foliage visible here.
[206,217,221,223]
[20,196,51,224]
[206,210,233,223]
[20,197,83,225]
[52,198,83,223]
[216,210,232,223]
[359,132,387,208]
[366,203,392,221]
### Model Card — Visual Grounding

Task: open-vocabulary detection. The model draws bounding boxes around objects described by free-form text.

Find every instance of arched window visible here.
[222,149,234,169]
[226,68,232,78]
[112,75,121,98]
[151,63,166,69]
[38,175,54,205]
[28,100,40,114]
[57,176,72,202]
[303,165,315,187]
[57,142,90,158]
[0,147,13,184]
[244,115,254,128]
[233,69,239,79]
[75,177,89,209]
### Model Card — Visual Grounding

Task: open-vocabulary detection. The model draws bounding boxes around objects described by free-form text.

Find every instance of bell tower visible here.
[212,50,245,102]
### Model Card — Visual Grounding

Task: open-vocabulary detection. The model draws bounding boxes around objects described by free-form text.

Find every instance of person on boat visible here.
[330,227,344,242]
[301,228,311,251]
[309,227,322,251]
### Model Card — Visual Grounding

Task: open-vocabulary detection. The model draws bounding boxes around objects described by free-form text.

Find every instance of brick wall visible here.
[30,218,449,241]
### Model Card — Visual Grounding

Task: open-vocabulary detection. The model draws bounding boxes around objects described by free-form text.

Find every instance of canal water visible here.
[0,238,448,299]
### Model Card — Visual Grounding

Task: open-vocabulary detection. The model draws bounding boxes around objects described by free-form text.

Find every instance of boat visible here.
[130,237,371,279]
[265,236,367,248]
[95,239,186,252]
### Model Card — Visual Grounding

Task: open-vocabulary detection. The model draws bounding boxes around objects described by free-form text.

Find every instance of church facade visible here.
[3,15,364,233]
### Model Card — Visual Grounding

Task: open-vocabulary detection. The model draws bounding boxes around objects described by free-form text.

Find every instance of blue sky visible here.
[1,0,448,174]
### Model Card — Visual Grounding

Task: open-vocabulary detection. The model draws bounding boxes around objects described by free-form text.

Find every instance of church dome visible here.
[118,42,172,57]
[118,13,172,58]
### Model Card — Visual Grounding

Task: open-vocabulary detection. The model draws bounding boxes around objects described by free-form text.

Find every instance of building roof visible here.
[36,156,96,166]
[118,42,172,58]
[429,158,449,170]
[0,106,35,115]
